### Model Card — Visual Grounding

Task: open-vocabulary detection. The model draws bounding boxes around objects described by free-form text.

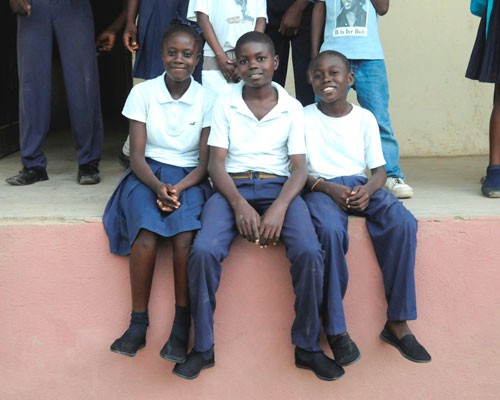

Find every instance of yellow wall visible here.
[287,0,492,157]
[378,0,490,157]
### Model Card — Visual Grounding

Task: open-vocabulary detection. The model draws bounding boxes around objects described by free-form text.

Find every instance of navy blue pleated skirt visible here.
[103,159,212,255]
[466,0,500,83]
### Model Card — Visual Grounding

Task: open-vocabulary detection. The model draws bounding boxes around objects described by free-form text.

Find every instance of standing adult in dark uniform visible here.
[7,0,103,186]
[266,0,315,106]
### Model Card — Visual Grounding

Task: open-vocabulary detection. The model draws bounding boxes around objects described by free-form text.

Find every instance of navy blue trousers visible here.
[16,0,103,169]
[303,176,418,336]
[188,178,325,352]
[265,3,315,106]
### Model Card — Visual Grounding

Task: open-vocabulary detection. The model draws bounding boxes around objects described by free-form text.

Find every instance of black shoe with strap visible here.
[6,167,48,186]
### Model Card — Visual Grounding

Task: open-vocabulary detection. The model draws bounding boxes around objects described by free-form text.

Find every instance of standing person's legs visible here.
[265,22,291,89]
[54,0,103,183]
[290,4,314,106]
[7,0,53,185]
[482,83,500,197]
[351,60,402,179]
[173,193,238,379]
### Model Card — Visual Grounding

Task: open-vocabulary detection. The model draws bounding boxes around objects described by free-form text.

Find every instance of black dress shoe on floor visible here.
[295,347,345,381]
[380,323,431,363]
[78,164,100,185]
[328,332,361,366]
[172,349,215,380]
[6,167,48,186]
[118,150,130,169]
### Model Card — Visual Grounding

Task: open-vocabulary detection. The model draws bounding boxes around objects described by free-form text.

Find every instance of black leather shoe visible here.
[118,150,130,169]
[78,164,100,185]
[172,349,215,380]
[295,347,345,381]
[380,323,431,363]
[110,328,146,357]
[6,167,48,186]
[328,332,361,366]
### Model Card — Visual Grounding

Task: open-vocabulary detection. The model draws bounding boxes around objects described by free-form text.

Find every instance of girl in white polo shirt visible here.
[103,23,213,366]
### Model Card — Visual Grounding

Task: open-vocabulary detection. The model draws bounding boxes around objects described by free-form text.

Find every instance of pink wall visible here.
[1,218,500,399]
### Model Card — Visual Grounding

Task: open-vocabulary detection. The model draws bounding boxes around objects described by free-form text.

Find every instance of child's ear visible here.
[273,55,279,71]
[306,69,312,84]
[348,71,354,87]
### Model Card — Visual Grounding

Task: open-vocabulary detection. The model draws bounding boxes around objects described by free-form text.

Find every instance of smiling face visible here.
[309,52,353,105]
[161,31,200,84]
[341,0,354,10]
[235,41,278,88]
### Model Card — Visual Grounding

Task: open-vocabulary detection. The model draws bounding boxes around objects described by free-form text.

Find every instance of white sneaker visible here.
[384,177,414,199]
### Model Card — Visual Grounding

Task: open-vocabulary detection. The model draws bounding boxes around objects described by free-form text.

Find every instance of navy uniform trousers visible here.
[303,176,418,336]
[188,177,325,353]
[265,1,315,106]
[16,0,103,169]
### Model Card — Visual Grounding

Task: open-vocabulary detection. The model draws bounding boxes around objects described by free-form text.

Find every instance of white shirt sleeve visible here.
[122,82,148,123]
[207,97,230,149]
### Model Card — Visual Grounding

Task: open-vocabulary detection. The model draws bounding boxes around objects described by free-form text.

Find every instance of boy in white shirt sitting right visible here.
[302,50,431,369]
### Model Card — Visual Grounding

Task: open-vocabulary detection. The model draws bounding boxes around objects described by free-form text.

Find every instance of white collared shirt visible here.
[122,74,214,167]
[304,103,386,179]
[208,81,306,177]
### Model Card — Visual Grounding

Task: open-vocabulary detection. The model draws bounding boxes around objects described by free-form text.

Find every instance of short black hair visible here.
[235,31,276,57]
[309,50,351,73]
[161,22,203,54]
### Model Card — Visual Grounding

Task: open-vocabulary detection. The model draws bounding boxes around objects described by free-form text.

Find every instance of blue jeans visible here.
[351,60,404,179]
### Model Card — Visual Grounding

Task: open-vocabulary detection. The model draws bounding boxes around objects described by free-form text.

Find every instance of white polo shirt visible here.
[208,81,306,177]
[304,103,386,179]
[187,0,268,57]
[122,74,214,167]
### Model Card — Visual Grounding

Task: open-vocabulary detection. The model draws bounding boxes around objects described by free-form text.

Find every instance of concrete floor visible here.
[0,120,498,222]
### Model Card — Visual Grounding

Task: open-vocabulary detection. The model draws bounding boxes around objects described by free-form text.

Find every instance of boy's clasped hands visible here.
[233,198,286,247]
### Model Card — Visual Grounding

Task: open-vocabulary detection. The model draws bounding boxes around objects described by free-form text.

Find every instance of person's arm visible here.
[255,17,267,33]
[311,1,325,57]
[208,146,261,243]
[278,0,310,37]
[370,0,389,16]
[196,11,236,82]
[96,3,127,53]
[123,0,140,53]
[258,154,308,246]
[129,120,180,212]
[307,175,352,212]
[347,166,386,211]
[9,0,31,16]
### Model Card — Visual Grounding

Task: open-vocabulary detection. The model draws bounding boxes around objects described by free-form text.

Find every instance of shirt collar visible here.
[230,81,290,118]
[156,74,197,105]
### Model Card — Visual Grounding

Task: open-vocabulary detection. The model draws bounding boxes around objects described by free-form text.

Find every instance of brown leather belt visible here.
[229,171,283,179]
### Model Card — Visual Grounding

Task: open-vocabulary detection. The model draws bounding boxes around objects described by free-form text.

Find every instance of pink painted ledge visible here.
[1,217,500,399]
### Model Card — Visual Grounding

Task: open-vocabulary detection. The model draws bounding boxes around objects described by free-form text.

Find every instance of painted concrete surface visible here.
[1,218,500,400]
[0,123,499,221]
